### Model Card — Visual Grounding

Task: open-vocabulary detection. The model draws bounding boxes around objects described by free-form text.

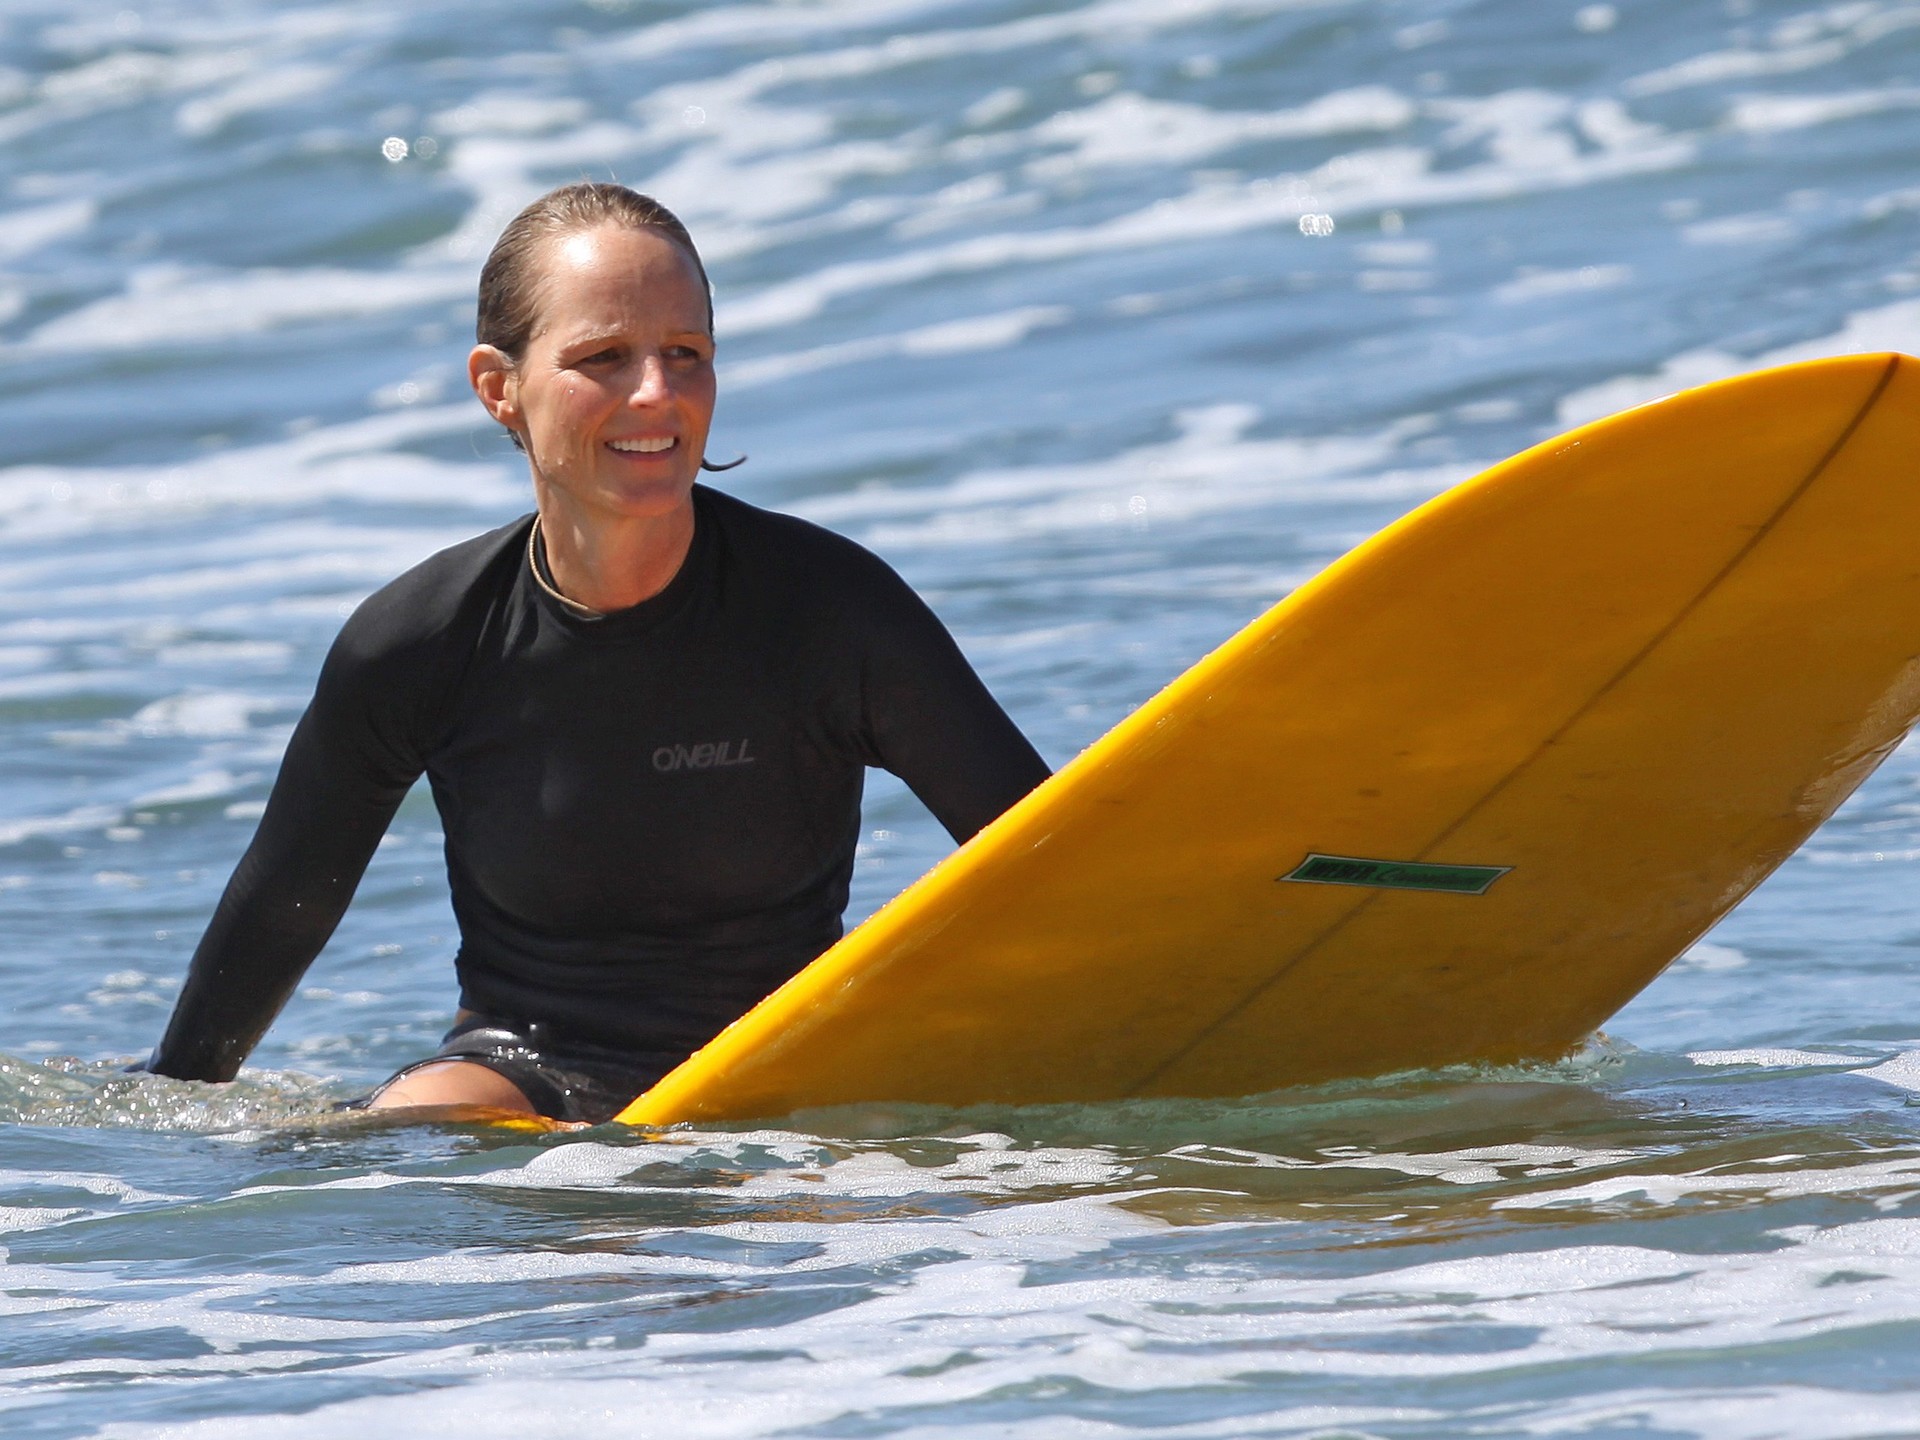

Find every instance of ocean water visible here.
[3,0,1920,1434]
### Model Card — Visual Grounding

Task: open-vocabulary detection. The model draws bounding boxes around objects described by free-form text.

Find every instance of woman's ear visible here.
[469,344,519,429]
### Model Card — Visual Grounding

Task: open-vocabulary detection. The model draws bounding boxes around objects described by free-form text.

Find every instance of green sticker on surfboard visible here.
[1281,853,1510,895]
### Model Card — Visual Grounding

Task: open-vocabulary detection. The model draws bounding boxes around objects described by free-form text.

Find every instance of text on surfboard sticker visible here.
[1281,853,1510,895]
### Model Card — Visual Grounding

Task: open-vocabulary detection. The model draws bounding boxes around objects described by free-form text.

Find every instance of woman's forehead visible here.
[532,226,709,331]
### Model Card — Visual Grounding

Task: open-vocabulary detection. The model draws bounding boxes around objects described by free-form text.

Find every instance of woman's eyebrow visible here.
[559,324,711,348]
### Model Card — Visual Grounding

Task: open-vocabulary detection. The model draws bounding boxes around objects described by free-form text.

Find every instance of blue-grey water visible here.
[4,1,1920,1434]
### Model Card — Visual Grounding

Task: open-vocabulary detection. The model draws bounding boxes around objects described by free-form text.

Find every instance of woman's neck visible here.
[532,487,697,614]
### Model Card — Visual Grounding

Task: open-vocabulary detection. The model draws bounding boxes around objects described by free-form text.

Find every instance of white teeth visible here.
[609,437,675,453]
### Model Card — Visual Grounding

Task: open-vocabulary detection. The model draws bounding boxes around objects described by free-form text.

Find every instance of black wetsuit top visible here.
[150,486,1049,1083]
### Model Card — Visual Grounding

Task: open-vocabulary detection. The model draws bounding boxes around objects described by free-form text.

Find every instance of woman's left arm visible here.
[859,573,1051,843]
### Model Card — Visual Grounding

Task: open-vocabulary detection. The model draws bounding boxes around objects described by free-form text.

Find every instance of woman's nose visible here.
[627,355,670,405]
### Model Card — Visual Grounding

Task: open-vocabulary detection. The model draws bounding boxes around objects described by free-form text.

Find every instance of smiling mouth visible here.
[608,437,676,454]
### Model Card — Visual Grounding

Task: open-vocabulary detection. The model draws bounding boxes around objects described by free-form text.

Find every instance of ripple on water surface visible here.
[2,1048,1920,1436]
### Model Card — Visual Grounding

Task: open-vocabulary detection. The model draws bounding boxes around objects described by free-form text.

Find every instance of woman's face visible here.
[472,224,716,524]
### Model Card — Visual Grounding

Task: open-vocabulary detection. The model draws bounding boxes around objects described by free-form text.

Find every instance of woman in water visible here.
[145,183,1050,1122]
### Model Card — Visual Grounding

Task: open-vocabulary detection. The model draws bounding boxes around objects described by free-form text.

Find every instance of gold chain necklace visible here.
[526,517,604,619]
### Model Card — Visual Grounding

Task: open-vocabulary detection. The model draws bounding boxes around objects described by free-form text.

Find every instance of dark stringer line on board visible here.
[1126,353,1904,1097]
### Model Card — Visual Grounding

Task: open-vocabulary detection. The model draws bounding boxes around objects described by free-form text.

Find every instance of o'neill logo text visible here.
[653,739,756,773]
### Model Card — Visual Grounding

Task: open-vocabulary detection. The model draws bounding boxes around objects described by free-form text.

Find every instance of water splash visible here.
[0,1052,343,1131]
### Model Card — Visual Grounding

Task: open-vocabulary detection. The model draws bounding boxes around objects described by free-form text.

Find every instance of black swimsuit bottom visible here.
[368,1014,681,1124]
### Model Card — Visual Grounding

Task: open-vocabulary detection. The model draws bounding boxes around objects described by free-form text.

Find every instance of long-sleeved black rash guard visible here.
[151,486,1050,1082]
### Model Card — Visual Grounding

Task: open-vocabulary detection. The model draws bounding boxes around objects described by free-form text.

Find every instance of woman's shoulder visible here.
[699,486,907,595]
[699,487,954,662]
[331,516,530,667]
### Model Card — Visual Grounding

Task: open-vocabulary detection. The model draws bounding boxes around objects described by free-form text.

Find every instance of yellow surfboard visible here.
[618,353,1920,1127]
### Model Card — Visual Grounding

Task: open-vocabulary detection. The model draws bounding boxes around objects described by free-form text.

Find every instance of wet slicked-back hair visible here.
[475,182,713,361]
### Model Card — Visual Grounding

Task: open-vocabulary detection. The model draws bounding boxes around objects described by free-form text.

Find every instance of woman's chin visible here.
[541,474,699,523]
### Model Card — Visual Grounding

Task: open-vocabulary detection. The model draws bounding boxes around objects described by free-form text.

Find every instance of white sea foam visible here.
[0,1204,85,1232]
[1854,1050,1920,1092]
[1494,263,1632,303]
[17,263,475,354]
[156,640,293,667]
[0,803,125,847]
[1554,297,1920,426]
[0,404,519,541]
[793,406,1466,549]
[1169,1139,1645,1186]
[1310,1142,1644,1185]
[1492,1153,1920,1211]
[122,693,276,739]
[1673,940,1750,971]
[1629,1,1920,98]
[77,1211,1920,1437]
[34,46,254,110]
[16,0,1690,363]
[635,127,926,231]
[725,306,1070,389]
[20,540,446,606]
[132,769,254,808]
[1511,1386,1920,1440]
[549,10,1332,256]
[607,0,1360,73]
[600,0,966,60]
[1629,40,1849,98]
[0,9,375,151]
[0,197,94,261]
[1025,86,1415,174]
[403,20,1690,334]
[1687,1046,1853,1067]
[1682,210,1799,245]
[429,92,593,138]
[1730,86,1920,132]
[173,63,337,138]
[714,130,1689,336]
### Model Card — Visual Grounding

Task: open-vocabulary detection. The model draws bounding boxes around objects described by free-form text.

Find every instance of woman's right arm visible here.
[147,631,425,1082]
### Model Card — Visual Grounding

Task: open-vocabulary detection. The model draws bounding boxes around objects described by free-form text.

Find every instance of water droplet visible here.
[380,136,409,162]
[1299,213,1336,237]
